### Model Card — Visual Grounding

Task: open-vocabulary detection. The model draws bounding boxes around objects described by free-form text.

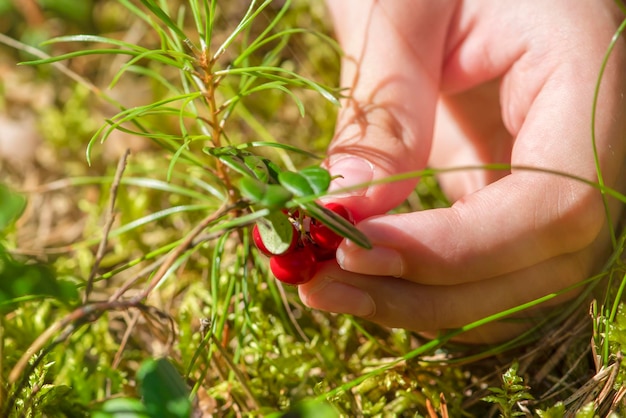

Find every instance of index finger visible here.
[323,0,458,219]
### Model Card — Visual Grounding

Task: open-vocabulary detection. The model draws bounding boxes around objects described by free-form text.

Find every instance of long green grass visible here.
[0,1,625,417]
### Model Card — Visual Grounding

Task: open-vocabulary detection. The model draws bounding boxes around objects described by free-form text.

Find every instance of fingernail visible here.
[337,245,404,277]
[306,281,375,317]
[327,156,374,196]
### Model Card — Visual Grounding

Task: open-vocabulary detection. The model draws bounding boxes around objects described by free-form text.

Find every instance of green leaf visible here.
[212,0,273,61]
[220,154,257,178]
[42,34,148,53]
[137,0,187,41]
[214,66,340,107]
[299,166,331,195]
[240,177,265,203]
[240,177,292,210]
[237,0,290,66]
[278,171,314,197]
[137,357,191,418]
[205,146,274,182]
[0,247,78,313]
[536,402,565,418]
[256,212,295,255]
[0,184,26,231]
[20,49,141,67]
[303,202,371,249]
[244,155,270,182]
[264,159,282,184]
[261,185,294,209]
[93,398,149,418]
[277,167,331,197]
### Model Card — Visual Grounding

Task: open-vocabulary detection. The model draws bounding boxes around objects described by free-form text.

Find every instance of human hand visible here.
[298,0,626,343]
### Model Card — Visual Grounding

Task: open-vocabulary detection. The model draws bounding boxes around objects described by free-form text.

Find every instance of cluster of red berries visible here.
[252,203,354,285]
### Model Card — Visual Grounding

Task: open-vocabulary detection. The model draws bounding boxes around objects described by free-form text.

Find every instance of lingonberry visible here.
[308,242,336,261]
[309,203,354,250]
[269,245,317,285]
[252,224,272,256]
[324,203,354,223]
[257,203,356,285]
[252,223,298,256]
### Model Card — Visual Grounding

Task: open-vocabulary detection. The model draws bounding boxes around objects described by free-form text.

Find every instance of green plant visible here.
[253,202,357,284]
[482,361,534,417]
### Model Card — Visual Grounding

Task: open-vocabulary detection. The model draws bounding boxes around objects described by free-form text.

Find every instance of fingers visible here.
[429,79,513,201]
[336,171,607,285]
[299,247,594,343]
[323,1,458,219]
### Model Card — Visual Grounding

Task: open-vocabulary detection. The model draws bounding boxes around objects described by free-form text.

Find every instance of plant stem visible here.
[197,47,239,206]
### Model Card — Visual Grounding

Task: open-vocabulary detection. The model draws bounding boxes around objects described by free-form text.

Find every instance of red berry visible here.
[310,221,342,250]
[310,203,354,250]
[253,224,299,256]
[270,246,317,285]
[253,225,273,256]
[324,203,354,224]
[308,242,336,261]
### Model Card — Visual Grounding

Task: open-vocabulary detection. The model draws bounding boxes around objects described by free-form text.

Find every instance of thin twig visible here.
[609,385,626,414]
[108,258,168,302]
[84,149,130,303]
[112,311,141,370]
[131,202,236,303]
[275,281,310,343]
[105,310,141,398]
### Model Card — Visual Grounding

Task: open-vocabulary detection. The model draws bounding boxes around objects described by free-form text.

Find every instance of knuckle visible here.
[548,185,606,253]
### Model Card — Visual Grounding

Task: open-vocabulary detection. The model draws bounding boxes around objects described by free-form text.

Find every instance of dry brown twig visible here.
[84,149,130,303]
[130,201,235,303]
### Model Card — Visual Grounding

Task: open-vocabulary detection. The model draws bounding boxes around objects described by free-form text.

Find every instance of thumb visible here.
[322,0,455,219]
[323,112,423,221]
